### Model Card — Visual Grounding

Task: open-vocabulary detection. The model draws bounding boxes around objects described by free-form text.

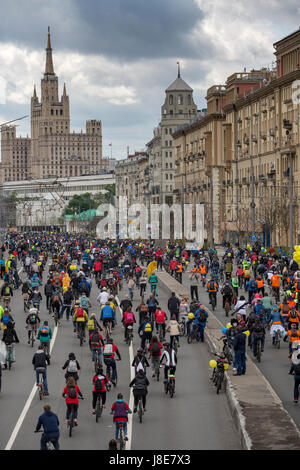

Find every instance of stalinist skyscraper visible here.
[1,27,104,182]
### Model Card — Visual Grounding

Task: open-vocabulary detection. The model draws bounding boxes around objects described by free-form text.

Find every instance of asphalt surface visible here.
[0,264,241,450]
[181,269,300,431]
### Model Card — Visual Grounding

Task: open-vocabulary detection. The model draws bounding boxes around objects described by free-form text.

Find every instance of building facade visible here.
[173,28,300,247]
[1,28,106,183]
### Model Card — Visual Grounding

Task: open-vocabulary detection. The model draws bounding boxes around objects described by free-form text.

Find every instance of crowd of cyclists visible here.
[2,232,300,449]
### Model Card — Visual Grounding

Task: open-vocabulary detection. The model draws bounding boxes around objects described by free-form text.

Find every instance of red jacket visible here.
[89,332,104,349]
[92,373,109,392]
[155,309,167,323]
[62,385,82,404]
[122,311,136,324]
[148,341,163,357]
[169,260,177,270]
[94,261,102,272]
[103,343,120,360]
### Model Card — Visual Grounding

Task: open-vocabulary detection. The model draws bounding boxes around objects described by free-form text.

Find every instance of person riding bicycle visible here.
[101,301,117,337]
[62,352,80,383]
[284,323,300,354]
[138,315,153,350]
[37,321,52,357]
[92,366,110,415]
[110,393,132,442]
[129,369,150,413]
[1,281,13,305]
[103,338,121,386]
[268,305,285,344]
[97,287,109,306]
[160,342,177,384]
[29,288,43,311]
[73,305,88,341]
[79,292,91,315]
[26,307,41,344]
[149,272,158,296]
[62,376,84,426]
[122,309,136,341]
[193,305,208,342]
[221,281,234,310]
[132,348,150,375]
[146,294,159,323]
[250,317,265,358]
[154,307,168,340]
[288,306,300,330]
[207,278,218,307]
[32,345,50,395]
[148,335,163,377]
[246,278,258,303]
[35,404,60,450]
[89,328,105,364]
[120,296,133,315]
[87,313,103,334]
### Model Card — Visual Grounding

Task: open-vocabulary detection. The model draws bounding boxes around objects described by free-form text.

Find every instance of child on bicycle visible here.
[62,377,83,425]
[110,393,132,441]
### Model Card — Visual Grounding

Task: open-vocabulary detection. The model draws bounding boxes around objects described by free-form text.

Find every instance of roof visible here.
[166,77,193,92]
[65,208,104,221]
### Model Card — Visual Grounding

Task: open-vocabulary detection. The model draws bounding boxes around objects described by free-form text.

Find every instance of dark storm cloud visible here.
[0,0,212,60]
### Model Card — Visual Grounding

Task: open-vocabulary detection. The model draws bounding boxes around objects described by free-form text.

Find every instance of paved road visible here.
[0,265,241,450]
[181,269,300,430]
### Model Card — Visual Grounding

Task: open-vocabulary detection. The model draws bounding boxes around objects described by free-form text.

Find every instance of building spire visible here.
[33,84,37,98]
[45,26,54,75]
[177,61,181,78]
[63,82,67,97]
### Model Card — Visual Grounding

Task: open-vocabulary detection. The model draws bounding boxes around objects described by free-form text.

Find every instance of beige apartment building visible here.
[115,152,149,207]
[0,28,107,183]
[173,28,300,247]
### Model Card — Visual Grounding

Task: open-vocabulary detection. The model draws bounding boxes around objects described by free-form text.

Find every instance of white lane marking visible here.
[4,324,58,451]
[115,295,135,451]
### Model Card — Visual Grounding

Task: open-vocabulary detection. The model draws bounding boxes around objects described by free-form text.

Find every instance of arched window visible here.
[178,94,183,105]
[169,95,173,105]
[188,95,191,105]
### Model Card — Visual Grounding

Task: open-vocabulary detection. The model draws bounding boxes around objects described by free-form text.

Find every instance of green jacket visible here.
[149,274,158,285]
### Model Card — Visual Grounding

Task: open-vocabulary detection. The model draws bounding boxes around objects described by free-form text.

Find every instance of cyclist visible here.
[62,377,84,426]
[250,317,265,358]
[92,366,110,415]
[138,315,153,350]
[160,342,177,384]
[154,306,168,340]
[149,272,158,296]
[62,352,80,383]
[166,314,181,349]
[129,369,150,413]
[87,313,102,334]
[97,287,109,306]
[25,307,41,344]
[29,288,42,312]
[37,321,52,357]
[34,404,60,450]
[221,280,234,310]
[100,301,116,338]
[246,278,258,303]
[148,335,163,378]
[103,338,121,386]
[89,328,105,364]
[122,308,136,342]
[59,287,74,321]
[110,393,132,442]
[207,278,218,307]
[79,292,91,315]
[271,272,281,301]
[120,296,133,315]
[268,305,285,344]
[288,306,300,330]
[73,305,88,341]
[32,345,50,396]
[132,348,149,375]
[146,294,159,323]
[1,281,13,308]
[194,305,208,342]
[284,323,300,354]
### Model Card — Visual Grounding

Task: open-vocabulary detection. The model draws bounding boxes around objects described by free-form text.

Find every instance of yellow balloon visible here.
[224,363,229,370]
[243,330,250,337]
[226,323,232,329]
[209,360,217,368]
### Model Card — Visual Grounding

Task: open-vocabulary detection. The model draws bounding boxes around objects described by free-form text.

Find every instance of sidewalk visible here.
[157,270,300,450]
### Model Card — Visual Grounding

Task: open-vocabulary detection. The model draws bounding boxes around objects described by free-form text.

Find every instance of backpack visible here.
[80,297,89,308]
[87,319,95,331]
[53,295,59,303]
[29,314,37,324]
[250,280,257,290]
[91,332,99,346]
[143,322,152,333]
[95,375,104,391]
[68,386,77,399]
[67,360,77,373]
[103,344,113,356]
[5,286,10,296]
[40,326,49,337]
[198,310,207,323]
[244,269,251,277]
[77,308,84,318]
[290,310,297,318]
[152,343,160,357]
[2,314,10,326]
[125,312,134,322]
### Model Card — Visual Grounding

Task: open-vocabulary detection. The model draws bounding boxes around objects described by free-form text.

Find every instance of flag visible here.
[147,261,157,278]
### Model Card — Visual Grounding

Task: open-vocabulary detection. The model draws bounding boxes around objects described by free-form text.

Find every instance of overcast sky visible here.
[0,0,299,159]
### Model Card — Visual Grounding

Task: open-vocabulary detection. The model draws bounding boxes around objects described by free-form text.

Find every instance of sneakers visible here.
[44,392,49,396]
[124,437,128,441]
[294,399,298,403]
[92,410,96,415]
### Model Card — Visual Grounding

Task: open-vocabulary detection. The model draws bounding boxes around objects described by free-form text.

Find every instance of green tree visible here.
[63,193,97,216]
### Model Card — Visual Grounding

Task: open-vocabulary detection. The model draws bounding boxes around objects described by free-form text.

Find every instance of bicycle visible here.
[6,344,14,370]
[77,324,85,346]
[105,358,118,387]
[209,292,216,311]
[138,395,144,423]
[219,336,233,364]
[125,325,134,346]
[119,423,126,450]
[150,284,158,296]
[157,323,164,342]
[68,404,76,437]
[212,354,227,394]
[153,358,160,382]
[187,325,200,344]
[30,327,38,348]
[165,373,175,398]
[95,393,103,423]
[35,430,57,450]
[255,336,262,363]
[273,329,281,349]
[224,299,231,317]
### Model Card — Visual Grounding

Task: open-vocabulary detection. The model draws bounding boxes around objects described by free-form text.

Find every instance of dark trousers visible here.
[141,332,152,349]
[140,284,146,297]
[253,335,265,356]
[133,389,147,408]
[235,350,246,375]
[40,432,60,450]
[92,391,106,408]
[66,403,78,420]
[294,378,300,400]
[157,258,162,269]
[190,285,198,301]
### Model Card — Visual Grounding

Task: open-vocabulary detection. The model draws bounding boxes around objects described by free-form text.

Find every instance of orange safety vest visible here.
[271,275,280,287]
[176,265,183,273]
[256,279,264,288]
[288,310,300,322]
[286,330,300,342]
[200,266,207,274]
[208,281,218,292]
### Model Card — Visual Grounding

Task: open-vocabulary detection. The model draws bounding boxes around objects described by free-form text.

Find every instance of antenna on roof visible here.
[177,61,181,78]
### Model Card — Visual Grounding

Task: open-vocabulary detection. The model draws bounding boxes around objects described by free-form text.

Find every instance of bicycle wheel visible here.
[119,425,125,450]
[156,364,160,382]
[256,339,261,363]
[169,381,175,398]
[187,334,192,344]
[31,330,35,348]
[138,397,143,423]
[96,395,102,423]
[69,412,74,437]
[225,302,229,317]
[216,373,223,394]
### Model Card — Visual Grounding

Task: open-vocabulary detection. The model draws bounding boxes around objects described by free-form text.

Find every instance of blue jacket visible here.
[35,411,59,434]
[194,308,208,326]
[233,332,246,353]
[246,280,258,292]
[269,311,283,324]
[100,305,116,321]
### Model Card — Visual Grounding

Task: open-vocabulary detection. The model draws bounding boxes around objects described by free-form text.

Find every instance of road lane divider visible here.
[115,295,134,451]
[5,324,58,450]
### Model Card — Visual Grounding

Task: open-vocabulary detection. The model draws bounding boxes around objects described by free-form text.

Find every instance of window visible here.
[169,95,173,105]
[165,128,168,134]
[178,94,183,105]
[188,95,191,105]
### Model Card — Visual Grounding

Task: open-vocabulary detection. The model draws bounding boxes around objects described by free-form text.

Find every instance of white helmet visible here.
[102,287,107,291]
[29,307,38,315]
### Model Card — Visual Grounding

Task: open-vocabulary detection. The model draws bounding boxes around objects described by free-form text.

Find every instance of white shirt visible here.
[97,291,109,305]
